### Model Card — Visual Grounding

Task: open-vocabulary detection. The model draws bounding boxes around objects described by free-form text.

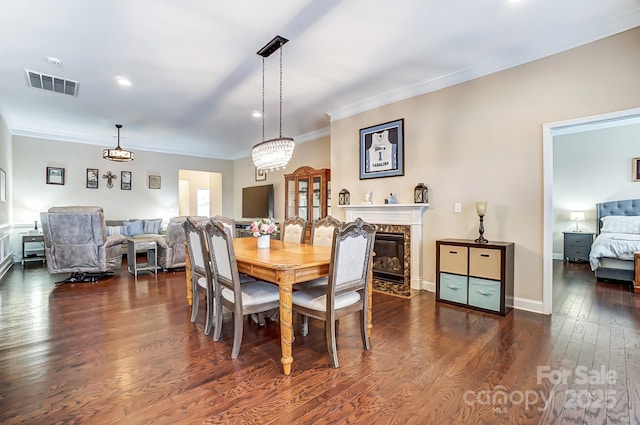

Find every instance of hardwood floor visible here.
[0,260,638,424]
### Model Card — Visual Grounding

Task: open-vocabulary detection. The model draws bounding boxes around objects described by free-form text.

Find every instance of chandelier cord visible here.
[279,44,283,139]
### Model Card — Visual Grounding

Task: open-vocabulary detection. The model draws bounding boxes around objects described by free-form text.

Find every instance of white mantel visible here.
[340,203,429,290]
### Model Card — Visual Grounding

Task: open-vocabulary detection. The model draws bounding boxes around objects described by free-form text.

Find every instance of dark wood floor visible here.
[0,260,638,424]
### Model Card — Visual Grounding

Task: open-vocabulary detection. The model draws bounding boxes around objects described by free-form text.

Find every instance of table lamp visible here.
[569,211,585,232]
[474,201,488,243]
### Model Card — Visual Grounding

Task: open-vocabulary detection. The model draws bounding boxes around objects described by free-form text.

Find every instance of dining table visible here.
[232,237,373,375]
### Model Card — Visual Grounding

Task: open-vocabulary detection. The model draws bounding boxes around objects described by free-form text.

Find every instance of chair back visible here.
[211,215,236,238]
[327,218,377,312]
[282,216,307,243]
[204,221,242,308]
[310,215,341,247]
[183,216,210,282]
[162,215,207,269]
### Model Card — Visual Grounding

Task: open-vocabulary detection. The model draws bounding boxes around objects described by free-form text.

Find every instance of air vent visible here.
[24,69,79,96]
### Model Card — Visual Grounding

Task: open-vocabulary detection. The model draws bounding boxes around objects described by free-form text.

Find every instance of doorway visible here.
[542,106,640,314]
[178,170,222,217]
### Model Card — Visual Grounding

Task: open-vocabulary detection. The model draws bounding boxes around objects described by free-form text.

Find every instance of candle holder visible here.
[474,201,488,243]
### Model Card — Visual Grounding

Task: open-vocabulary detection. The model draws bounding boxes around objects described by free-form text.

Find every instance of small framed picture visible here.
[255,167,267,181]
[86,168,99,189]
[46,166,65,185]
[359,118,404,180]
[121,171,132,190]
[633,158,640,182]
[149,175,161,189]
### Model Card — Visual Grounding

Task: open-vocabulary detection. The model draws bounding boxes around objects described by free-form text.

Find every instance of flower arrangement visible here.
[250,218,279,237]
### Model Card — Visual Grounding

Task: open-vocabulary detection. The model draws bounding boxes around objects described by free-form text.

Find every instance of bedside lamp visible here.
[569,211,585,232]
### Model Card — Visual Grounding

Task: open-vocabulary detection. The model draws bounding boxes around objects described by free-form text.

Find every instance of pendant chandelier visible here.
[252,35,294,172]
[103,124,134,162]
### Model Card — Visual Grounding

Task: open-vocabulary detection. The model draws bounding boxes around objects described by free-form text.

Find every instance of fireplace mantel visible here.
[340,203,428,290]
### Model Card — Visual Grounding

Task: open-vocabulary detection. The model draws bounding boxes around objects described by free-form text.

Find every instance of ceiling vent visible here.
[24,69,79,96]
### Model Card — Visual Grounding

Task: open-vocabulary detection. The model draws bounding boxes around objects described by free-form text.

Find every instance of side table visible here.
[22,233,46,266]
[127,238,158,277]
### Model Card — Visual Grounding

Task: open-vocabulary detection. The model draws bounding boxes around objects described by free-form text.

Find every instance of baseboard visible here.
[420,279,435,292]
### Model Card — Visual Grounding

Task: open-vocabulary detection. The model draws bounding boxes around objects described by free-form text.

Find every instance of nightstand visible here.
[563,232,595,262]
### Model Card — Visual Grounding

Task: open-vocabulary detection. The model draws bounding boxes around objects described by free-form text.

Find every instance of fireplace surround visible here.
[341,203,428,296]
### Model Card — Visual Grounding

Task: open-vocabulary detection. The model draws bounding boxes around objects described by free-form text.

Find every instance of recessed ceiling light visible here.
[114,76,132,87]
[252,111,262,118]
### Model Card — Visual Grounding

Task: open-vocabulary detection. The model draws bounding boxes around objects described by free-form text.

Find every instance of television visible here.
[242,184,274,219]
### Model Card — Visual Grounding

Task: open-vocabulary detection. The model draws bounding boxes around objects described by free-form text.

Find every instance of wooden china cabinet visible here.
[284,166,331,239]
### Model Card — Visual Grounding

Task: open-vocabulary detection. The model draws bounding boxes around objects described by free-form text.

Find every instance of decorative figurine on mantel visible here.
[363,191,373,205]
[388,193,397,204]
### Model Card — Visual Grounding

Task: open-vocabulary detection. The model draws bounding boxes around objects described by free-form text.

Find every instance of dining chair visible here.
[309,215,341,247]
[183,217,214,335]
[282,215,307,244]
[291,217,376,368]
[211,215,236,238]
[204,221,280,358]
[298,215,342,334]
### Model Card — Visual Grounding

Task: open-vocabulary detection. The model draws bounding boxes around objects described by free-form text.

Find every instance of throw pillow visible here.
[106,225,125,236]
[144,218,162,234]
[124,220,145,236]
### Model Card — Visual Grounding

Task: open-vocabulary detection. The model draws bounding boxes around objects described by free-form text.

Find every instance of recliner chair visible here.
[40,206,125,284]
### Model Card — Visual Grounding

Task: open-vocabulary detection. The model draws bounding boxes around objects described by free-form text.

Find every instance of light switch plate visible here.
[454,203,462,213]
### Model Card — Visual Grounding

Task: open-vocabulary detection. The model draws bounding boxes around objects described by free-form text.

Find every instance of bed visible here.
[590,199,640,283]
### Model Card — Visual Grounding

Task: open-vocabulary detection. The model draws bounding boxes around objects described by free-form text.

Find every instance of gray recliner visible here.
[158,216,208,270]
[40,206,125,284]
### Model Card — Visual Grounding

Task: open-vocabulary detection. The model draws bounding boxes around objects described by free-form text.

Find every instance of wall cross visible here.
[102,171,117,189]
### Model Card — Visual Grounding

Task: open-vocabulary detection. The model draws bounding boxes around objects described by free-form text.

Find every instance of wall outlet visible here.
[454,203,462,213]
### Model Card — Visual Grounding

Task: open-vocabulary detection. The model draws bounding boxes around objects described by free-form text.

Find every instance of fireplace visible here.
[373,232,405,284]
[341,203,428,297]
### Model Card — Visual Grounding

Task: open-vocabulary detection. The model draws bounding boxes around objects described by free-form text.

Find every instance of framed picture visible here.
[46,166,65,185]
[633,158,640,182]
[359,118,404,180]
[86,168,99,189]
[0,168,5,202]
[121,171,132,190]
[149,175,161,189]
[255,167,266,181]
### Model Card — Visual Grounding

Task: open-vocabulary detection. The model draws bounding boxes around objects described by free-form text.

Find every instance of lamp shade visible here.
[475,201,488,216]
[569,211,585,222]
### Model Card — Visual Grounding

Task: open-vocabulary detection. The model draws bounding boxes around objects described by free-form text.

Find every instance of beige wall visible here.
[12,135,234,222]
[233,135,331,222]
[331,28,640,306]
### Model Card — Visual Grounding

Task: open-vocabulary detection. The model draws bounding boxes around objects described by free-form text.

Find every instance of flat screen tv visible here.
[242,184,274,219]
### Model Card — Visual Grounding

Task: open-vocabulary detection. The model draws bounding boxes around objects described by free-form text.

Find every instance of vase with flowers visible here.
[250,218,279,248]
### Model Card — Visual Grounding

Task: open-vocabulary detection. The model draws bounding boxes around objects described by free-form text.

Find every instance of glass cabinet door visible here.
[312,176,321,221]
[297,178,309,219]
[287,179,296,218]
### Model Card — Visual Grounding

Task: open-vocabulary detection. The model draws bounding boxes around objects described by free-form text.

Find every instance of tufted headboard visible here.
[596,199,640,234]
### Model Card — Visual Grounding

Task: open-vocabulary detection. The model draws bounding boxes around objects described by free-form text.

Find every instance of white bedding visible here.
[589,232,640,271]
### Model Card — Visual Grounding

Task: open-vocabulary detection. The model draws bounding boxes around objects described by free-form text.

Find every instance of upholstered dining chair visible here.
[183,216,214,335]
[211,215,236,238]
[282,216,307,244]
[204,221,280,358]
[291,217,377,368]
[309,215,342,247]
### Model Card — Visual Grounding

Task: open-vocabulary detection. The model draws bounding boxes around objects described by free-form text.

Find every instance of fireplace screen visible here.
[373,232,405,284]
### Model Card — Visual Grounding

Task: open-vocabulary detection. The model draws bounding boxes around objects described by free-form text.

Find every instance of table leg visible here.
[635,253,640,294]
[278,273,294,375]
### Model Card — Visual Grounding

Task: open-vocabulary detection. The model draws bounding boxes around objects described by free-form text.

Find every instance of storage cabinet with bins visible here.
[284,166,331,241]
[436,239,514,315]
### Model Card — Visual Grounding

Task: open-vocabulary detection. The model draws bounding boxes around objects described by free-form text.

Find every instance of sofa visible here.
[105,216,208,270]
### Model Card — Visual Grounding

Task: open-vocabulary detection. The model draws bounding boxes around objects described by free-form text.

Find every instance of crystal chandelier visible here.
[252,35,294,172]
[103,124,134,162]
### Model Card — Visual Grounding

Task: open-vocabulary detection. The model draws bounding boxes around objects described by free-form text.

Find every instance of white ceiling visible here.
[1,0,639,160]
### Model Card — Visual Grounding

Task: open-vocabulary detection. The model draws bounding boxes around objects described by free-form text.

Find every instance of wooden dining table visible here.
[232,237,373,375]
